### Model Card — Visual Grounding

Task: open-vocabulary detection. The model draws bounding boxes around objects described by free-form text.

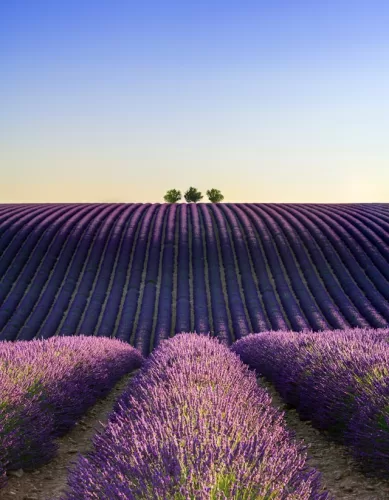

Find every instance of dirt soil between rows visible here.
[0,371,137,500]
[258,376,389,500]
[2,371,389,499]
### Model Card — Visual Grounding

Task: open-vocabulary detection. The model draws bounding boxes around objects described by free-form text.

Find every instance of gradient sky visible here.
[1,1,389,203]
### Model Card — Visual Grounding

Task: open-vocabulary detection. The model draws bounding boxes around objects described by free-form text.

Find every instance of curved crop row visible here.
[61,333,329,499]
[153,204,178,344]
[1,203,389,347]
[0,336,143,487]
[232,328,389,476]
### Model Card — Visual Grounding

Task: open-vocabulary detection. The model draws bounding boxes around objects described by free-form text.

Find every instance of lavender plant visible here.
[0,336,143,485]
[232,328,389,475]
[61,333,329,499]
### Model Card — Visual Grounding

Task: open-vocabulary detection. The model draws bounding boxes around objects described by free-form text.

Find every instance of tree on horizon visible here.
[184,187,203,203]
[163,189,182,203]
[206,188,224,203]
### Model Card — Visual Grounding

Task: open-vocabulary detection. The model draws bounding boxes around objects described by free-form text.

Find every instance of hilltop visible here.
[0,202,388,356]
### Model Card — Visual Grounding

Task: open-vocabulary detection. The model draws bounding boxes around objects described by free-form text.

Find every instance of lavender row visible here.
[189,203,210,335]
[58,205,129,336]
[1,204,97,340]
[343,204,389,250]
[96,203,149,337]
[265,204,365,328]
[0,336,143,487]
[288,204,389,325]
[0,205,60,277]
[231,205,289,330]
[1,203,389,345]
[258,204,349,329]
[219,204,268,333]
[115,204,159,342]
[0,205,77,325]
[134,204,169,355]
[36,204,118,339]
[210,204,250,337]
[313,204,389,284]
[0,204,48,253]
[249,204,329,330]
[18,204,108,340]
[232,328,389,475]
[199,204,232,344]
[245,204,309,331]
[175,204,191,334]
[60,333,329,499]
[77,204,139,338]
[153,204,178,344]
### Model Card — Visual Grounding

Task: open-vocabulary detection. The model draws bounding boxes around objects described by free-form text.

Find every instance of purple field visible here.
[232,328,389,475]
[1,202,389,497]
[1,203,389,354]
[0,336,143,487]
[61,334,330,499]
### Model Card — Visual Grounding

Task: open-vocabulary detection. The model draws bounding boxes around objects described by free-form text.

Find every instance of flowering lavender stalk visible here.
[232,328,389,475]
[61,333,329,500]
[0,336,143,486]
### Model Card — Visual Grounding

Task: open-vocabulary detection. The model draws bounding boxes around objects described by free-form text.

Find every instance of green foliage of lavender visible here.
[0,336,143,487]
[232,328,389,475]
[61,333,330,500]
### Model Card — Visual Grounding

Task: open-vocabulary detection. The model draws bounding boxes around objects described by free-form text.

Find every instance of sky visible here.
[1,1,389,203]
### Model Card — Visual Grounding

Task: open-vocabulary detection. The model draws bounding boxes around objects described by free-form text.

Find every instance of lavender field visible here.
[1,203,389,355]
[2,202,389,498]
[61,334,330,499]
[232,328,389,475]
[0,336,143,490]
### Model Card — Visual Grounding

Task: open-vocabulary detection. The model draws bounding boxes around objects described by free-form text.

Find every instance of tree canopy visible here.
[163,189,182,203]
[184,187,203,203]
[206,188,224,203]
[163,187,224,203]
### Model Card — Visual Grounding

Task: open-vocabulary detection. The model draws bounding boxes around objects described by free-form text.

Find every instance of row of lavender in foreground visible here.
[0,336,143,488]
[232,328,389,475]
[61,333,330,500]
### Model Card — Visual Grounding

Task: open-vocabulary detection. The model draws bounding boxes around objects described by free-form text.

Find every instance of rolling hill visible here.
[0,202,388,356]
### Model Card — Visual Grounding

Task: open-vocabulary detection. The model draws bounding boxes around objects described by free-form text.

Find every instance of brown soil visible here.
[258,376,389,500]
[2,370,388,500]
[0,372,137,500]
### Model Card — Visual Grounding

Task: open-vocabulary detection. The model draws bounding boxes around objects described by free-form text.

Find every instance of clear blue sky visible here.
[1,1,388,202]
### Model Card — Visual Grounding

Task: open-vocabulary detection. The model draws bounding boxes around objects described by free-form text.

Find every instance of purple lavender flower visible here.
[0,336,143,487]
[61,333,329,499]
[232,328,389,475]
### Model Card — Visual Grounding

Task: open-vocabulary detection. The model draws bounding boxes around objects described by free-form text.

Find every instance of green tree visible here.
[163,189,182,203]
[206,188,224,203]
[184,187,203,203]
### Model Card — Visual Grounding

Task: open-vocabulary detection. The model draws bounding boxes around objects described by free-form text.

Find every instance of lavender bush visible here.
[0,336,143,485]
[232,328,389,475]
[61,333,329,499]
